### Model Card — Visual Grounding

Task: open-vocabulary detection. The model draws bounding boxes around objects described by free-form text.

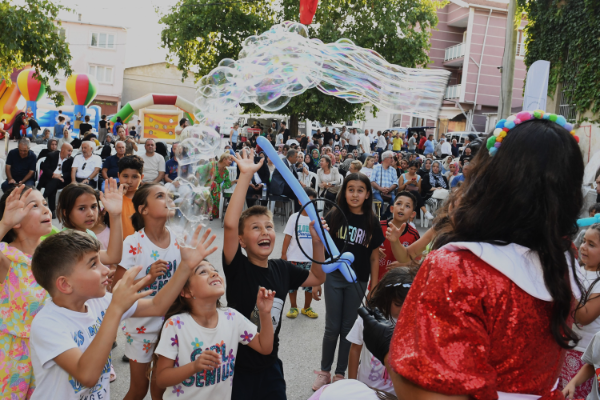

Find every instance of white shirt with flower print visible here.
[155,308,257,400]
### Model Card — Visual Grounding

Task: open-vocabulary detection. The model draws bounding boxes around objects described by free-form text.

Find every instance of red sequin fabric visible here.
[390,248,566,400]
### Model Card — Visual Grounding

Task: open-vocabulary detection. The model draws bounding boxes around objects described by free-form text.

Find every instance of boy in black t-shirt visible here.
[223,149,327,400]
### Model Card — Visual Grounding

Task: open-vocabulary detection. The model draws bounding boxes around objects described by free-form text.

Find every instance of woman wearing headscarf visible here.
[417,158,432,180]
[421,160,448,213]
[445,161,461,187]
[309,148,320,173]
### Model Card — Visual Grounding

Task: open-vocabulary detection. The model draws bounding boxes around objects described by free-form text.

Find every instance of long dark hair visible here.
[327,173,377,246]
[368,267,416,320]
[434,119,584,349]
[131,183,162,231]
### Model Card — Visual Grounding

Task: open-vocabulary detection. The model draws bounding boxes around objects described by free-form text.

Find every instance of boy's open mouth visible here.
[258,239,271,248]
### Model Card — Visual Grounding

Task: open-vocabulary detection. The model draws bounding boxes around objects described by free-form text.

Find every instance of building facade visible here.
[122,62,197,106]
[55,19,127,115]
[362,0,527,136]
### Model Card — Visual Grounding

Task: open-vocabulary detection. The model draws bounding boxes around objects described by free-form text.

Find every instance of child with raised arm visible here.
[28,226,217,400]
[222,148,327,400]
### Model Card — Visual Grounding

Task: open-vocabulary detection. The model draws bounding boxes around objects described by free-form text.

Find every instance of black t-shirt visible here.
[222,246,309,371]
[325,211,385,282]
[281,128,290,143]
[99,120,107,129]
[79,123,93,134]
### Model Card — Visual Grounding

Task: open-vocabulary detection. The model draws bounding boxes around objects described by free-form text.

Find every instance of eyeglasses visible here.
[81,163,87,170]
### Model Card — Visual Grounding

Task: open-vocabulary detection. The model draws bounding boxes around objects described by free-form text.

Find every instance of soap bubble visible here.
[167,183,214,248]
[194,20,450,123]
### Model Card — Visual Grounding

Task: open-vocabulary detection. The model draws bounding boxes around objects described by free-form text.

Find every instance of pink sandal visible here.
[110,364,117,382]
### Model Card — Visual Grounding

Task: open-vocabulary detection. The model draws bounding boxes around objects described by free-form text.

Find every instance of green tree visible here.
[160,0,441,134]
[0,0,72,105]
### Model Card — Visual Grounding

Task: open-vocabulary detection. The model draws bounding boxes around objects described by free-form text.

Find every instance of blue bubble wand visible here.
[257,136,357,283]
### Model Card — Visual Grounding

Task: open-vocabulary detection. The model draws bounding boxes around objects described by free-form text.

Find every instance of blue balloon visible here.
[257,136,357,283]
[577,214,600,228]
[496,119,507,129]
[555,115,567,127]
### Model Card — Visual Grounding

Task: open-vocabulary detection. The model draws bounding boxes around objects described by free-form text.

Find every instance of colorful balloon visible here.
[66,74,98,106]
[300,0,319,25]
[16,69,46,101]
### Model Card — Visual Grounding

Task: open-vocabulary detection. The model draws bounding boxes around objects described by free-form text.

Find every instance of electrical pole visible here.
[498,0,518,119]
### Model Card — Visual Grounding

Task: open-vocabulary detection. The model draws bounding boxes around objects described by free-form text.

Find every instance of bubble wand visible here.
[257,136,357,283]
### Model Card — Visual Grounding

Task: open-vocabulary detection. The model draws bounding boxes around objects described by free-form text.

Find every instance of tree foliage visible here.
[160,0,441,131]
[519,0,600,123]
[0,0,73,105]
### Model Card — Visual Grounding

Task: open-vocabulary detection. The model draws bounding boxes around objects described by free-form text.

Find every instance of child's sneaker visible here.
[286,307,299,318]
[312,370,331,391]
[301,307,318,318]
[332,374,345,383]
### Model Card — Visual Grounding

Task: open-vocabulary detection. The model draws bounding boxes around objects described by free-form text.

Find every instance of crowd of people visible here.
[0,112,599,400]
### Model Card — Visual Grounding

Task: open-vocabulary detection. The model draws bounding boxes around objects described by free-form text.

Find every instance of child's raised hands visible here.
[0,185,35,229]
[234,148,263,175]
[99,178,124,216]
[180,224,218,271]
[193,349,221,372]
[111,266,153,315]
[386,221,405,243]
[256,287,275,314]
[309,218,329,244]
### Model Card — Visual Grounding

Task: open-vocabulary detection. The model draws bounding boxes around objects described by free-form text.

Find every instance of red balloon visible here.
[300,0,319,25]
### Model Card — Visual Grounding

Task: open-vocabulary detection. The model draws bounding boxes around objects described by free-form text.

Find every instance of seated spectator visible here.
[349,160,362,174]
[308,149,320,173]
[164,142,192,199]
[418,158,432,180]
[460,146,472,166]
[339,153,354,176]
[140,139,166,184]
[71,141,102,188]
[2,138,36,191]
[115,125,138,152]
[79,115,93,136]
[155,141,168,160]
[102,141,126,181]
[317,154,341,203]
[370,151,398,219]
[99,134,114,159]
[421,160,449,214]
[38,143,74,218]
[37,138,58,161]
[246,154,270,206]
[361,155,375,178]
[36,128,51,145]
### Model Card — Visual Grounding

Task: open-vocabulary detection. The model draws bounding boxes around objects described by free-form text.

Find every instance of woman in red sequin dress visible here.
[384,118,584,400]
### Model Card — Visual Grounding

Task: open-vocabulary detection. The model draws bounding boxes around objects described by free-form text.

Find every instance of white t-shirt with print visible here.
[346,316,395,395]
[30,293,137,400]
[155,309,257,400]
[72,154,103,180]
[283,212,313,263]
[120,228,182,338]
[573,265,600,352]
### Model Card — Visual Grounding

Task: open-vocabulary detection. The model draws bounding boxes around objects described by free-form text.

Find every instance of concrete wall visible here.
[122,63,198,105]
[56,20,127,110]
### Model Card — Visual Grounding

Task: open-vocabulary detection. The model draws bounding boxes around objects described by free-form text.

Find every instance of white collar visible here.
[441,242,581,302]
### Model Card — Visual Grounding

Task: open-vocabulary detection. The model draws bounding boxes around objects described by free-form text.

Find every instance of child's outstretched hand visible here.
[256,287,275,314]
[234,148,263,176]
[386,222,405,243]
[562,381,576,399]
[111,266,153,314]
[99,178,124,216]
[309,218,329,244]
[0,185,34,230]
[193,350,221,372]
[180,224,218,271]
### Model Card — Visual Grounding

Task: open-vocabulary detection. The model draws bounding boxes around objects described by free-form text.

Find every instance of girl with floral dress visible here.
[0,185,53,399]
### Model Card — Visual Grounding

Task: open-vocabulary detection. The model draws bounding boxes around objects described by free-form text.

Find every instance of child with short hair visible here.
[118,155,144,239]
[223,149,327,400]
[29,226,217,400]
[154,261,275,400]
[282,187,319,319]
[0,185,53,399]
[373,191,420,288]
[349,160,362,174]
[346,268,414,396]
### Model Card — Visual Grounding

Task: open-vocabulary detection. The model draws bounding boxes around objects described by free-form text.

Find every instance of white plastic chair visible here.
[0,158,5,181]
[35,157,45,188]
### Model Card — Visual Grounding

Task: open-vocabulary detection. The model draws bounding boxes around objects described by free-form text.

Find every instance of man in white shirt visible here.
[359,130,371,157]
[71,141,102,188]
[347,128,359,153]
[39,142,73,218]
[440,137,452,158]
[140,139,166,183]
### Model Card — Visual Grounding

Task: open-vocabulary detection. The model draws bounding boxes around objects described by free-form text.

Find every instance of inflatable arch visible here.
[110,94,196,125]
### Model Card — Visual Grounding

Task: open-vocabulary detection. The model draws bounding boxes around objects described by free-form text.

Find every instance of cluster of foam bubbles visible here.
[194,21,450,123]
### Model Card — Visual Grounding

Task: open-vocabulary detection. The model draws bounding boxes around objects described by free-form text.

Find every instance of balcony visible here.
[445,84,462,100]
[444,43,465,67]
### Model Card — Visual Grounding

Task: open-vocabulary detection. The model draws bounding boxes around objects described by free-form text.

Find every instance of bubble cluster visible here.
[194,21,450,122]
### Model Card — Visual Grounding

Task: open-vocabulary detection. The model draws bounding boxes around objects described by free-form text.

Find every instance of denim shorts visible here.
[289,261,312,293]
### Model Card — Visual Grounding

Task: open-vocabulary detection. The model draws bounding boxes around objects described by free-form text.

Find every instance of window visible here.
[88,65,113,84]
[516,30,526,57]
[56,27,66,40]
[90,32,116,49]
[411,117,425,127]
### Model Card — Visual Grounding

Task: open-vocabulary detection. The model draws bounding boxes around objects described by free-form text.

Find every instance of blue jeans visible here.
[373,191,396,219]
[2,179,35,192]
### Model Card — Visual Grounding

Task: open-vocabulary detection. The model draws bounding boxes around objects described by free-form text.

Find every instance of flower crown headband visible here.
[486,110,579,156]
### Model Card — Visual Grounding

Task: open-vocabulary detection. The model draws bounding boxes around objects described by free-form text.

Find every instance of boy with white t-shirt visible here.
[282,188,319,319]
[29,228,216,400]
